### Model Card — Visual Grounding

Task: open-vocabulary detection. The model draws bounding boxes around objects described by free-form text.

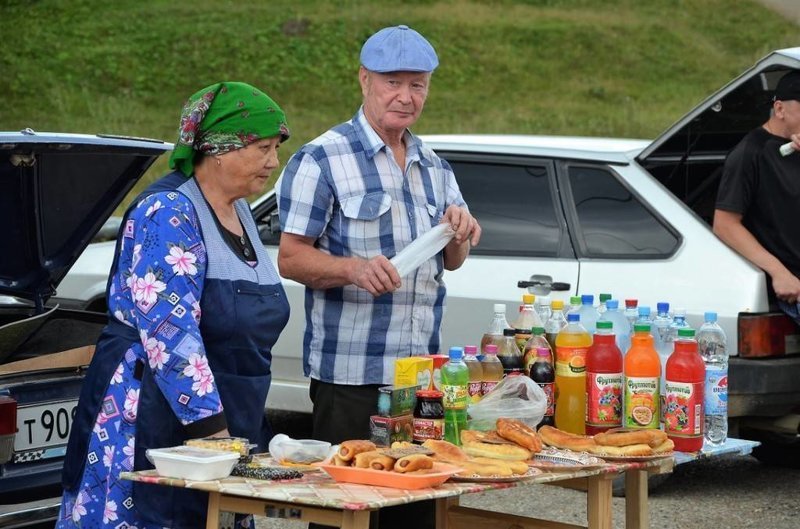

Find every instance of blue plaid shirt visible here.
[276,108,467,385]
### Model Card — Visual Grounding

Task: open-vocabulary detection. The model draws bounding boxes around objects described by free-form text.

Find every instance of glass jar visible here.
[412,390,445,443]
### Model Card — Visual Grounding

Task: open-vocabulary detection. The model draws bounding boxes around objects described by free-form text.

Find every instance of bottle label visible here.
[537,382,555,417]
[481,380,499,395]
[442,384,468,409]
[704,367,728,416]
[555,346,588,377]
[624,376,659,429]
[413,418,444,442]
[515,332,531,354]
[664,380,703,437]
[586,372,622,427]
[468,381,482,403]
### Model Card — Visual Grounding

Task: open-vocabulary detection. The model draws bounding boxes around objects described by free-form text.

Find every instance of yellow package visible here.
[394,357,434,390]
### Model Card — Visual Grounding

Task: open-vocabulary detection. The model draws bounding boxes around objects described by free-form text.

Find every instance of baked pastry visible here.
[469,456,529,475]
[369,455,397,471]
[496,418,543,452]
[461,430,532,461]
[455,459,514,477]
[538,425,598,453]
[394,454,434,473]
[421,439,470,463]
[332,454,350,466]
[338,440,377,462]
[354,450,385,468]
[594,429,667,448]
[652,438,675,454]
[591,443,653,457]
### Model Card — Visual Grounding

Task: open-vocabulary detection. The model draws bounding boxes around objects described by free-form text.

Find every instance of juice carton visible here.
[394,357,434,390]
[377,385,419,417]
[427,354,449,391]
[369,415,414,447]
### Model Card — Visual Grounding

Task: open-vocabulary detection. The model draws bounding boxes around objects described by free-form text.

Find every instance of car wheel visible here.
[741,427,800,468]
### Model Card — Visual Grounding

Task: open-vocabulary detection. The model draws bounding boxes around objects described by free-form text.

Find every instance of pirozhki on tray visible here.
[538,426,674,456]
[331,440,437,473]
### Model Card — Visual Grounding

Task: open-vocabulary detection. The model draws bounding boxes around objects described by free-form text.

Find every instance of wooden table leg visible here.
[625,470,649,529]
[586,474,613,529]
[435,496,459,529]
[206,492,221,529]
[341,509,371,529]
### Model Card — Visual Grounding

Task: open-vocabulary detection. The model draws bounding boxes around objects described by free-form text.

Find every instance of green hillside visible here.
[1,0,797,200]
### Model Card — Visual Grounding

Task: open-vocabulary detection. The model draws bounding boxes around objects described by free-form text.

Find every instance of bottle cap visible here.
[678,328,695,338]
[596,320,613,330]
[657,302,670,313]
[503,328,517,336]
[570,296,581,305]
[464,345,478,355]
[599,293,612,303]
[484,344,498,355]
[606,299,619,310]
[493,303,506,314]
[522,293,535,304]
[551,299,565,310]
[448,346,463,360]
[625,299,638,308]
[567,313,580,322]
[531,326,545,335]
[581,294,594,305]
[536,347,551,358]
[638,306,651,317]
[634,323,651,333]
[704,311,717,322]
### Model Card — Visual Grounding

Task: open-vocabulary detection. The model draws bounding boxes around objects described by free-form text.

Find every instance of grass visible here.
[0,0,797,205]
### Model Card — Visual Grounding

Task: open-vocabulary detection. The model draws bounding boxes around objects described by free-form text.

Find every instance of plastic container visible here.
[665,328,705,451]
[599,299,631,355]
[522,326,552,375]
[441,347,469,445]
[545,299,568,352]
[147,446,240,480]
[530,347,555,427]
[512,294,543,351]
[585,320,623,434]
[624,323,661,429]
[578,294,599,334]
[268,434,332,464]
[697,311,728,445]
[554,313,591,434]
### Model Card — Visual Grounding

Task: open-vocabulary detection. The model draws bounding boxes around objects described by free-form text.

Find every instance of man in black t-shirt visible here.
[714,70,800,323]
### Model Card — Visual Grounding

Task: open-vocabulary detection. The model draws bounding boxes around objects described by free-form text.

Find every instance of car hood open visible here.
[0,130,171,309]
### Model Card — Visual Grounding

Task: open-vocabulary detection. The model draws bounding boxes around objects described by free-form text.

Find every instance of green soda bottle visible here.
[441,346,469,446]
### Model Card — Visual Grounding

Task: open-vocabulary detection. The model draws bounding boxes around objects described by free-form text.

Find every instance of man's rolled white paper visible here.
[780,142,796,157]
[389,223,456,278]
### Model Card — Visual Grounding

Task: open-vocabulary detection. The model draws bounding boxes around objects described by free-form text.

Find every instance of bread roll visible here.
[652,438,675,454]
[469,456,530,475]
[538,425,598,453]
[462,441,532,461]
[456,460,514,477]
[496,418,543,452]
[338,440,377,462]
[421,440,469,463]
[369,455,396,471]
[394,454,434,473]
[594,429,667,448]
[591,443,653,457]
[354,450,384,468]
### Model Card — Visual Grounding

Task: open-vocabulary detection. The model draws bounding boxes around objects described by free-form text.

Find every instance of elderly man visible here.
[714,70,800,322]
[276,24,480,447]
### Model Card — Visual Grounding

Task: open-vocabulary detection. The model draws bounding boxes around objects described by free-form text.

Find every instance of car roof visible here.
[421,134,649,164]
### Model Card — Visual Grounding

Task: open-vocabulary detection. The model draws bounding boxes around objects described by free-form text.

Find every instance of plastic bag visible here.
[390,223,455,278]
[467,375,546,431]
[268,433,332,464]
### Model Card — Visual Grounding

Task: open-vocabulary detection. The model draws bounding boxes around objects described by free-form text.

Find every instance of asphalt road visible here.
[254,412,799,529]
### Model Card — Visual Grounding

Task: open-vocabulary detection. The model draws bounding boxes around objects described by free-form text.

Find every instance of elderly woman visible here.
[57,82,291,528]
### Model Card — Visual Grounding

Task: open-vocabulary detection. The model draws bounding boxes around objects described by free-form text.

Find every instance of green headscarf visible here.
[169,81,290,177]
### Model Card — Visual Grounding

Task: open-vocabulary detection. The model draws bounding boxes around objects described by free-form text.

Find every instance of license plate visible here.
[13,400,78,452]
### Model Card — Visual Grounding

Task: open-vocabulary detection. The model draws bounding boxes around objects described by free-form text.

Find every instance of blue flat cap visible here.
[360,25,439,73]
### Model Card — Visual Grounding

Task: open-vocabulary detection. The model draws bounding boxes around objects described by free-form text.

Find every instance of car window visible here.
[565,165,679,258]
[447,159,567,257]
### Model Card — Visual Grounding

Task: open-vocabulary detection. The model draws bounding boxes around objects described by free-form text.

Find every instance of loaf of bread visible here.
[496,418,543,452]
[538,425,599,453]
[461,429,532,461]
[594,429,667,448]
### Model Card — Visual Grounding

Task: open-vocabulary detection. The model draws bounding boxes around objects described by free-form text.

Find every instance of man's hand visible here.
[350,255,401,297]
[441,205,481,247]
[792,133,800,152]
[771,269,800,304]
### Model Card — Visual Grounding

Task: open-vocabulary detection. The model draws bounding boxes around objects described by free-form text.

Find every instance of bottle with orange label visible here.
[624,323,661,429]
[554,313,591,434]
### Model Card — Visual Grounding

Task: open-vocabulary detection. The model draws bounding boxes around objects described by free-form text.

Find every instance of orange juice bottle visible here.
[554,313,591,434]
[624,323,661,429]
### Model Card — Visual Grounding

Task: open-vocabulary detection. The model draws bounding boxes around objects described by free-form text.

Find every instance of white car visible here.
[55,47,800,461]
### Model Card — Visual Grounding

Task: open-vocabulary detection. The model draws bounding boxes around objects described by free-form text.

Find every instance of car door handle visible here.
[517,280,571,291]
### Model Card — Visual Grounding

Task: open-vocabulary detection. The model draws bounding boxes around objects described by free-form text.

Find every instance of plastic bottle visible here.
[624,323,661,430]
[568,295,582,315]
[665,307,692,346]
[463,345,483,405]
[545,300,568,352]
[578,294,599,334]
[624,299,639,331]
[480,303,510,355]
[652,302,672,425]
[665,328,705,451]
[554,313,591,434]
[441,347,469,446]
[636,306,652,326]
[535,295,552,325]
[497,328,525,376]
[599,300,631,355]
[530,347,556,427]
[585,320,623,434]
[597,293,612,315]
[480,344,504,396]
[523,326,552,375]
[697,311,728,445]
[512,294,542,353]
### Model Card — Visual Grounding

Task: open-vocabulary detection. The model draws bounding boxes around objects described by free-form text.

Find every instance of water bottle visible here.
[599,299,631,355]
[697,311,728,445]
[480,303,510,355]
[535,295,552,325]
[441,347,469,446]
[568,296,582,314]
[545,300,568,352]
[624,299,639,331]
[578,294,599,334]
[665,308,692,346]
[597,293,612,315]
[636,306,651,326]
[652,302,672,413]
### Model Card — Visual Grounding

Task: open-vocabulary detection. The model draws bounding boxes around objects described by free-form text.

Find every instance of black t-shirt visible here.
[716,126,800,283]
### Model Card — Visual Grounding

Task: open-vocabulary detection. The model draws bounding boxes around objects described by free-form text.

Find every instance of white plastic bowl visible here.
[146,446,239,481]
[269,434,332,464]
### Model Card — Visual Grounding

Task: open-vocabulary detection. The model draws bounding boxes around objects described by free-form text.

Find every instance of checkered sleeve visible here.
[440,157,468,210]
[276,149,334,239]
[124,193,226,436]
